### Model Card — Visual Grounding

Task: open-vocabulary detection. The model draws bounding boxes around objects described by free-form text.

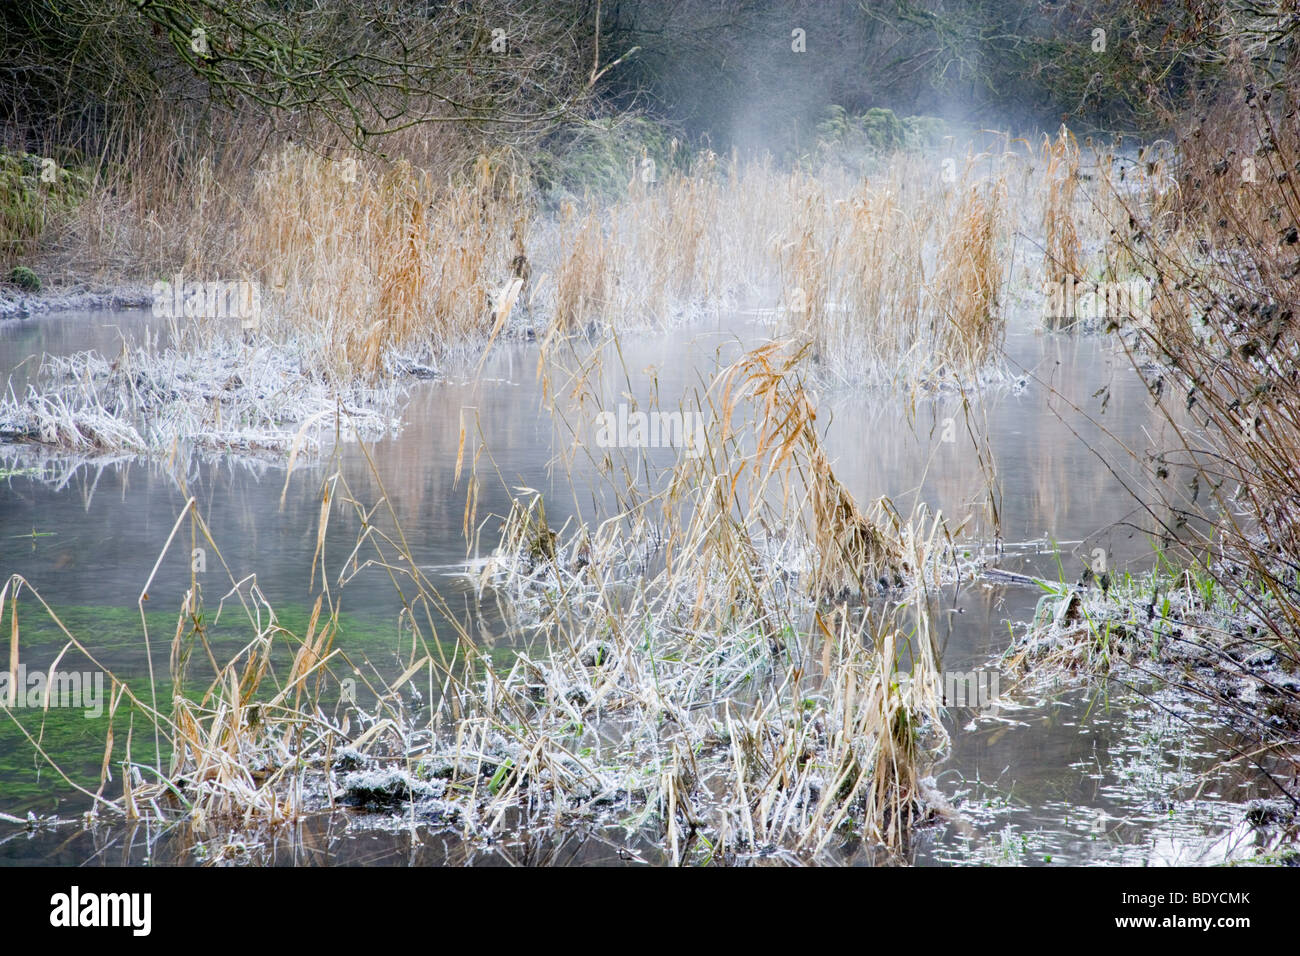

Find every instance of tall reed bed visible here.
[242,147,529,379]
[551,203,612,333]
[1035,127,1184,330]
[32,104,1025,395]
[756,152,1011,386]
[228,139,1016,390]
[1042,127,1083,295]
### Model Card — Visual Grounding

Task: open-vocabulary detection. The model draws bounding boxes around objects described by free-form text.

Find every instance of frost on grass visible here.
[476,494,970,634]
[1003,563,1300,747]
[0,339,413,457]
[339,768,447,809]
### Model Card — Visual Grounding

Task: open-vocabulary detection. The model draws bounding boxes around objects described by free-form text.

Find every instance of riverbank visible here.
[0,282,152,321]
[1002,562,1300,816]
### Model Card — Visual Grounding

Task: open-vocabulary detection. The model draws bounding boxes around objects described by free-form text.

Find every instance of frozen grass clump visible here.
[0,337,409,457]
